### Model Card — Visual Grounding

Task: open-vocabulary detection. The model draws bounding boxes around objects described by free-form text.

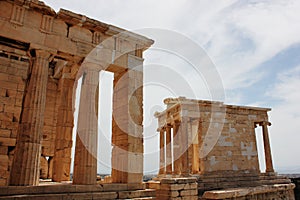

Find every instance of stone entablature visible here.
[1,0,152,57]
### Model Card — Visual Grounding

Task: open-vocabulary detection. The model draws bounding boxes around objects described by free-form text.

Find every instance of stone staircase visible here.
[196,172,292,195]
[0,183,156,200]
[199,183,295,200]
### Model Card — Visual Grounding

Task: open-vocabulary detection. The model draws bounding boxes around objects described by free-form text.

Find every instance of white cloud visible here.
[267,66,300,170]
[42,0,300,173]
[44,0,300,90]
[200,0,300,89]
[268,66,300,104]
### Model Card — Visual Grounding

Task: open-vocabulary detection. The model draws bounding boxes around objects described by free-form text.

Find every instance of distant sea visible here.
[276,166,300,176]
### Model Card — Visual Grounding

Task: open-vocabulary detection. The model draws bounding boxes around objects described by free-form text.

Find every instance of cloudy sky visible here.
[44,0,300,174]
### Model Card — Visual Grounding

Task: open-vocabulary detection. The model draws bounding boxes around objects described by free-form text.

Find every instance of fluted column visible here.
[10,49,51,186]
[52,76,75,182]
[198,121,205,173]
[191,120,200,174]
[260,121,274,173]
[165,125,172,174]
[73,65,99,185]
[159,128,166,175]
[180,117,189,176]
[111,69,144,183]
[173,122,181,175]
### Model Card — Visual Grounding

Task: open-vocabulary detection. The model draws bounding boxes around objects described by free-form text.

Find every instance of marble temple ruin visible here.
[153,97,295,199]
[0,0,296,199]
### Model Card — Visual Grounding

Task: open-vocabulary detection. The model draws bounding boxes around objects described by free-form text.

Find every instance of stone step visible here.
[200,183,295,200]
[0,194,157,200]
[117,189,156,199]
[0,193,157,200]
[0,192,119,199]
[0,189,156,200]
[0,183,146,196]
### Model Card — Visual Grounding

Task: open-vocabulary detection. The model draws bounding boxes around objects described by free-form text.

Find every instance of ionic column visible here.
[10,49,51,186]
[73,65,99,185]
[180,117,189,176]
[165,125,172,174]
[159,127,166,175]
[198,121,205,173]
[191,120,200,174]
[260,121,274,173]
[173,122,181,175]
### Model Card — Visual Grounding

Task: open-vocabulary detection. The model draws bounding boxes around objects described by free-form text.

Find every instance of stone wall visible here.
[201,183,295,200]
[0,45,30,185]
[156,178,198,200]
[197,103,269,174]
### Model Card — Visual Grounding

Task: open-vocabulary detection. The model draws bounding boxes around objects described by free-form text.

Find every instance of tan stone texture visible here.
[155,97,294,199]
[157,178,198,199]
[155,97,273,177]
[202,183,295,200]
[0,0,152,187]
[0,1,295,200]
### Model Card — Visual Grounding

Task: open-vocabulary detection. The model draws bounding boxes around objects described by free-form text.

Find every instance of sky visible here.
[43,0,300,174]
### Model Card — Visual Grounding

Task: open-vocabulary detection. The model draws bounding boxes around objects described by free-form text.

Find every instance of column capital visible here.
[166,124,172,129]
[80,61,103,72]
[259,121,271,127]
[180,116,190,122]
[191,119,200,126]
[34,49,52,59]
[29,44,56,60]
[254,121,271,128]
[172,121,181,127]
[157,127,166,132]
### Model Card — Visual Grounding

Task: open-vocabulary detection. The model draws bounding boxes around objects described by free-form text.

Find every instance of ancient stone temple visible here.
[0,0,296,199]
[0,0,157,198]
[152,97,295,199]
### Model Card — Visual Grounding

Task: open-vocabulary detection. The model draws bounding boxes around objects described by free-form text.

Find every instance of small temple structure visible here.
[152,97,294,199]
[0,0,296,199]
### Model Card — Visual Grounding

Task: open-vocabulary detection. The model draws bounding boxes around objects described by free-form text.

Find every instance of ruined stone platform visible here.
[201,183,295,200]
[196,171,293,194]
[0,182,156,199]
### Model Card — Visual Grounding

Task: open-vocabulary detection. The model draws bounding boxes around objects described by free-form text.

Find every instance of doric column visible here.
[111,68,144,184]
[173,122,181,175]
[73,65,99,185]
[159,128,166,175]
[165,125,172,174]
[180,117,189,176]
[52,76,75,182]
[260,121,274,173]
[10,49,51,186]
